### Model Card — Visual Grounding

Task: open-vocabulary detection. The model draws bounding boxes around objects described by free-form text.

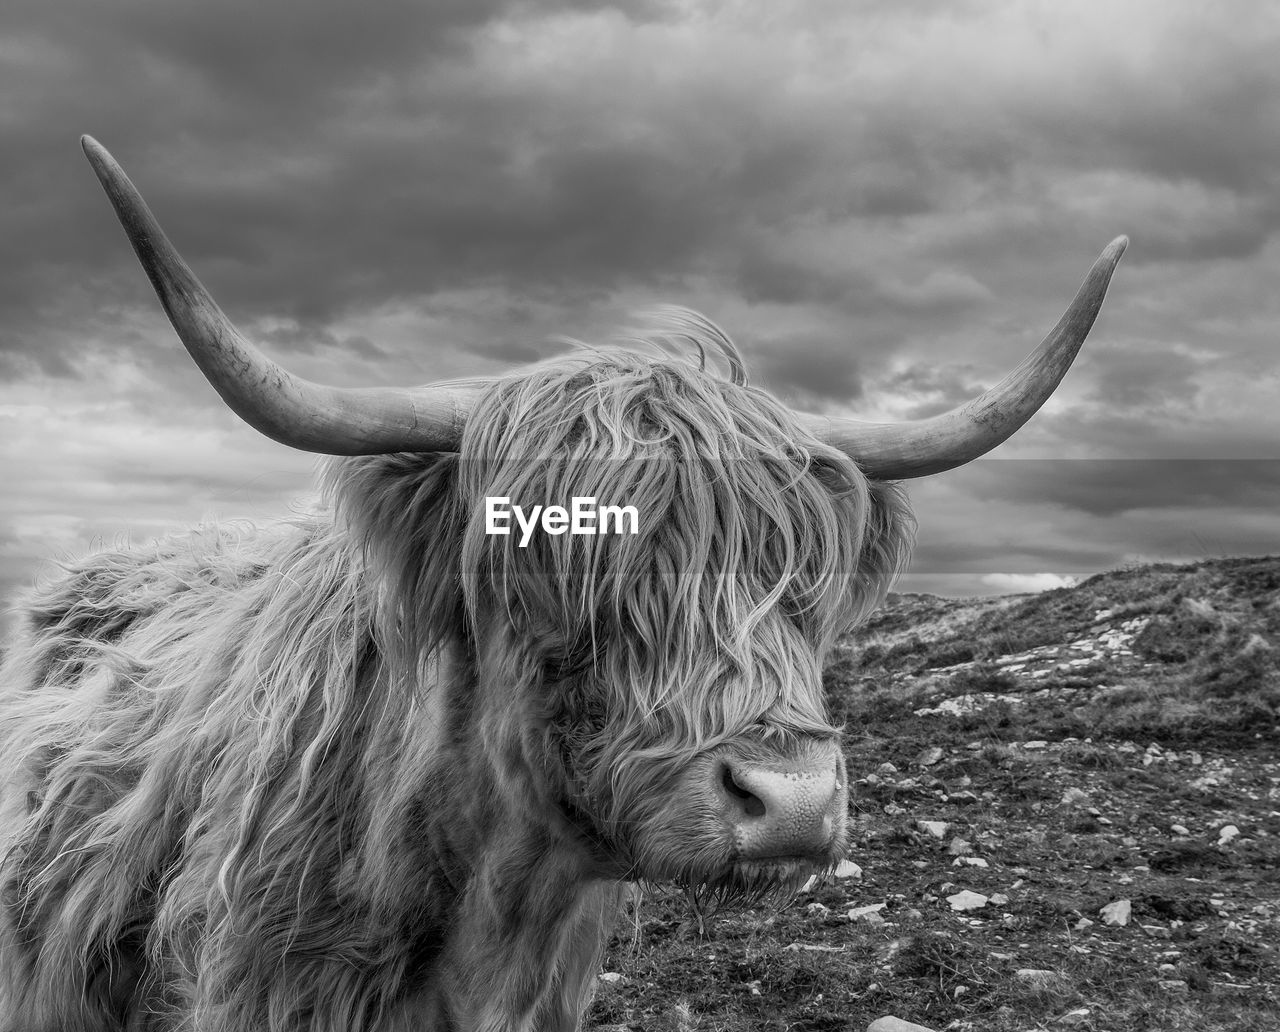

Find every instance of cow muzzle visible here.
[715,741,846,861]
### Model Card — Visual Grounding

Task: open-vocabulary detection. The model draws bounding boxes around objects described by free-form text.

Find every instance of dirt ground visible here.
[593,556,1280,1031]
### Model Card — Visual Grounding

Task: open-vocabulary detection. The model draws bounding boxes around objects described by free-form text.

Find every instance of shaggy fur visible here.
[0,311,914,1032]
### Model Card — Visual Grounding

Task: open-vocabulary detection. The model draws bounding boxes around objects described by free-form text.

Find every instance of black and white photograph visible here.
[1,2,1277,1030]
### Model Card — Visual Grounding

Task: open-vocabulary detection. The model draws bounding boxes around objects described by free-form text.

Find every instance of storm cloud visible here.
[2,1,1278,628]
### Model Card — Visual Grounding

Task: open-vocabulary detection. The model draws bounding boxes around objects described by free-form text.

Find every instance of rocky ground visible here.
[593,555,1280,1031]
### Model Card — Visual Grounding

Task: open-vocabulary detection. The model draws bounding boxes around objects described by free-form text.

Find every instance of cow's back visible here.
[0,518,374,1030]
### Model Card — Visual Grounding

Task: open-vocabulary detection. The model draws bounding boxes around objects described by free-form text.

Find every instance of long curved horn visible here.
[800,236,1128,479]
[81,136,481,455]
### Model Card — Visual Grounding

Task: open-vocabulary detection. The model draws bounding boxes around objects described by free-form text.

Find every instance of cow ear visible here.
[324,453,466,661]
[851,480,916,626]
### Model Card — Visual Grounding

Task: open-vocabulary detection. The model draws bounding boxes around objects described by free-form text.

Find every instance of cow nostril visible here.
[721,764,766,818]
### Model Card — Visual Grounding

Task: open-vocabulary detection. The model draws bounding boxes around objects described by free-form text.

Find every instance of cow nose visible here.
[718,751,843,859]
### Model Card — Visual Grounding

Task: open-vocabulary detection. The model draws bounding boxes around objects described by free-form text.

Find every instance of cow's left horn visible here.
[82,136,481,455]
[800,236,1128,479]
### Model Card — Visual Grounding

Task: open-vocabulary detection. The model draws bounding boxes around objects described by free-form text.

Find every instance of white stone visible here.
[834,859,863,879]
[1100,899,1131,926]
[867,1018,938,1032]
[947,890,988,911]
[914,746,944,767]
[918,820,950,840]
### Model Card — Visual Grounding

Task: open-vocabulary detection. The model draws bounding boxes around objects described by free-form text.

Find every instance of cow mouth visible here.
[678,855,829,908]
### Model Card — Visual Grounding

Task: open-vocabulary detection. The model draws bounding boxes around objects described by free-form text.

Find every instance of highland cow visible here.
[0,138,1127,1032]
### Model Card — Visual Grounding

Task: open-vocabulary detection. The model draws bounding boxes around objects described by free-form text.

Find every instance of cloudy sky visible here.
[2,0,1278,633]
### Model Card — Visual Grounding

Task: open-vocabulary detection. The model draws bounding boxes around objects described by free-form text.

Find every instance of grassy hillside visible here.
[596,555,1280,1032]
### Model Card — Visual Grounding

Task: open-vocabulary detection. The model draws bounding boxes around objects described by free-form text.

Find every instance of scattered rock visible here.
[989,892,1010,906]
[946,837,973,856]
[867,1018,938,1032]
[947,890,989,911]
[1015,968,1060,988]
[805,902,830,916]
[1061,787,1091,806]
[1184,597,1216,620]
[848,903,888,923]
[598,971,624,984]
[1171,824,1190,836]
[917,820,950,840]
[1218,824,1240,845]
[783,942,845,953]
[1100,899,1132,926]
[914,746,944,767]
[1242,632,1272,655]
[834,859,863,879]
[1023,740,1048,750]
[952,856,988,868]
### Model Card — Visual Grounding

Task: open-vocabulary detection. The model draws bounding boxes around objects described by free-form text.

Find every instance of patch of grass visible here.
[919,638,977,669]
[945,664,1019,696]
[891,932,1002,1000]
[1058,742,1126,769]
[1133,609,1217,663]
